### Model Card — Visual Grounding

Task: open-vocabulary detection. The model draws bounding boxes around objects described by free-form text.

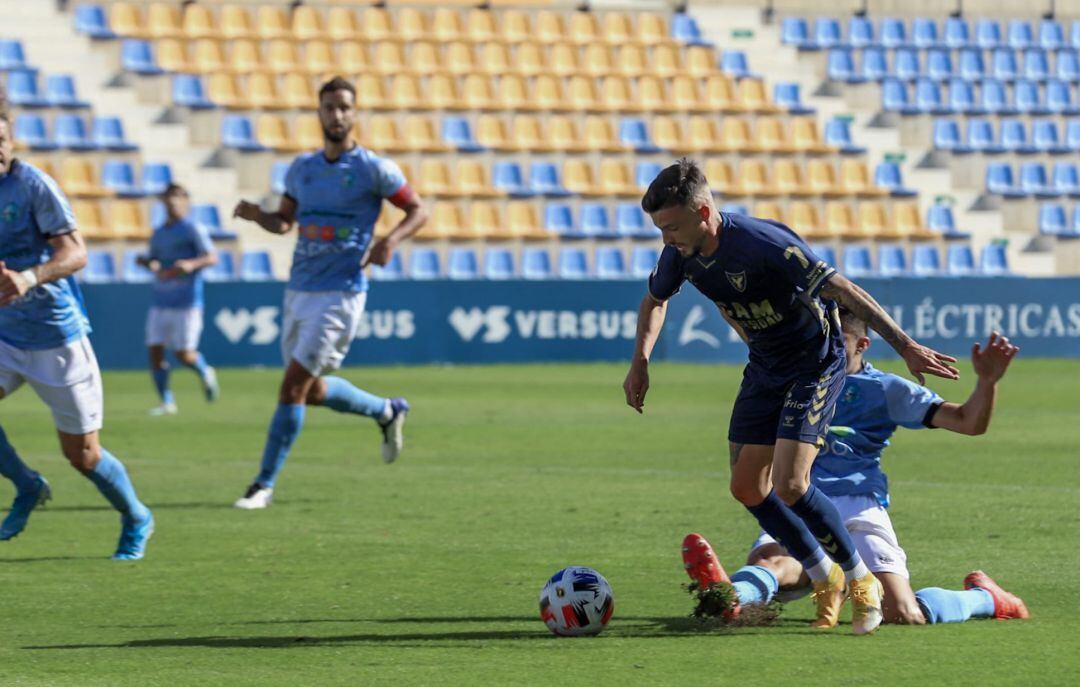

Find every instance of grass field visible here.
[0,359,1077,686]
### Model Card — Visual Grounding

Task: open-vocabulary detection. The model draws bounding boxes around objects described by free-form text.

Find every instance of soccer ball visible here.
[538,566,614,637]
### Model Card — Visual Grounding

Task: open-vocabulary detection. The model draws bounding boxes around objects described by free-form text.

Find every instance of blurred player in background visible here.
[0,92,153,558]
[137,183,219,416]
[231,77,427,510]
[625,159,958,635]
[684,311,1028,626]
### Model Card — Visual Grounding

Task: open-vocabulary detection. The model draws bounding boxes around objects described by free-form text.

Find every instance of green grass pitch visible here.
[0,359,1077,686]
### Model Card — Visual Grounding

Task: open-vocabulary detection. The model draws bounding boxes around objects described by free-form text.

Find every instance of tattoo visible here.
[820,276,912,354]
[729,443,744,468]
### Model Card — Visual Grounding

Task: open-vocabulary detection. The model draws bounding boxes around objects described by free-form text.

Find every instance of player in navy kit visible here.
[231,77,428,509]
[624,159,958,634]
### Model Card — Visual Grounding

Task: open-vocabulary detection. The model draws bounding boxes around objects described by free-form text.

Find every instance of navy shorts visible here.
[728,346,847,447]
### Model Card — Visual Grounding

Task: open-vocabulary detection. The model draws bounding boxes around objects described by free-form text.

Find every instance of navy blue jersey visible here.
[649,212,839,370]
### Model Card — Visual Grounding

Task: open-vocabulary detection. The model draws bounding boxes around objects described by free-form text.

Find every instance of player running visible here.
[0,96,153,558]
[682,310,1028,626]
[137,182,219,415]
[624,159,958,634]
[231,77,427,510]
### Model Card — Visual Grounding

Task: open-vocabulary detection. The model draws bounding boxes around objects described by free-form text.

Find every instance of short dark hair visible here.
[318,76,356,102]
[640,158,709,213]
[838,307,869,338]
[161,183,189,198]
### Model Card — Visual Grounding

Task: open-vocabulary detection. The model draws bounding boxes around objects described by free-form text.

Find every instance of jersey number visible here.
[783,245,810,269]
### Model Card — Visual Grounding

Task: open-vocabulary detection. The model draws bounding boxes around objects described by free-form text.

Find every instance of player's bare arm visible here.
[819,273,959,383]
[233,194,297,235]
[623,294,668,413]
[363,190,429,268]
[0,232,87,306]
[719,309,749,345]
[931,332,1019,436]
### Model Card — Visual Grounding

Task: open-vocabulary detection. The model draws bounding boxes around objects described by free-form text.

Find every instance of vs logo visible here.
[448,306,512,343]
[214,307,279,344]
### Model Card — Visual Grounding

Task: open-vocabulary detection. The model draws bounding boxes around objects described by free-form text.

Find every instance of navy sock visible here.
[256,404,306,488]
[85,449,149,522]
[915,587,995,624]
[151,367,174,405]
[321,376,386,419]
[746,492,830,579]
[789,484,867,580]
[730,565,779,605]
[0,425,38,493]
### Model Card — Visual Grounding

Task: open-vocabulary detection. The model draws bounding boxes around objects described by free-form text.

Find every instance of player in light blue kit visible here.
[0,98,153,558]
[137,183,219,415]
[687,309,1029,625]
[231,77,428,509]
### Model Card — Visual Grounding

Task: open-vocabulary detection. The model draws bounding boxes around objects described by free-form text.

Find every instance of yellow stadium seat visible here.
[419,159,456,197]
[840,160,886,197]
[109,3,143,38]
[326,8,360,42]
[685,117,722,153]
[360,7,394,42]
[615,45,648,77]
[256,114,292,152]
[476,115,514,150]
[374,204,405,239]
[246,73,281,109]
[825,201,857,238]
[255,6,290,40]
[294,116,323,151]
[110,200,149,240]
[402,115,450,152]
[670,76,707,112]
[409,42,441,74]
[637,76,667,112]
[703,75,738,111]
[598,159,638,196]
[514,42,545,76]
[566,76,600,111]
[73,200,107,240]
[220,6,253,40]
[429,75,465,110]
[569,12,600,45]
[497,74,531,110]
[857,202,889,239]
[266,40,300,74]
[387,74,422,110]
[281,73,315,109]
[462,74,495,109]
[550,44,580,77]
[807,160,840,195]
[651,115,683,152]
[477,42,511,75]
[445,42,476,76]
[773,159,810,196]
[791,201,826,238]
[685,46,717,78]
[549,115,590,153]
[534,75,569,111]
[431,203,467,241]
[372,42,406,75]
[500,11,532,44]
[535,11,564,44]
[207,73,244,109]
[23,158,53,179]
[600,76,635,112]
[563,160,600,196]
[754,117,794,153]
[637,13,670,46]
[356,74,387,109]
[146,3,181,39]
[791,118,833,154]
[358,115,401,153]
[735,159,777,197]
[60,159,109,198]
[466,10,498,42]
[583,116,623,152]
[467,202,503,240]
[155,39,189,73]
[292,6,323,41]
[753,201,788,224]
[432,8,463,42]
[182,4,216,39]
[719,117,753,152]
[303,41,334,76]
[457,160,502,198]
[737,78,776,112]
[704,159,735,195]
[505,201,548,240]
[582,45,614,77]
[510,115,548,151]
[228,40,263,74]
[652,45,683,78]
[340,43,369,75]
[602,13,633,45]
[892,203,933,239]
[192,39,226,74]
[397,8,428,42]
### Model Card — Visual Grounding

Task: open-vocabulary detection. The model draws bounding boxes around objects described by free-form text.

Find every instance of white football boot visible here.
[233,484,273,510]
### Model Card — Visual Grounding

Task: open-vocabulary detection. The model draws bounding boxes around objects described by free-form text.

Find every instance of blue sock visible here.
[151,367,174,405]
[0,425,38,493]
[746,492,831,578]
[256,404,306,488]
[85,449,149,522]
[321,376,386,419]
[789,484,867,578]
[730,565,779,605]
[915,587,995,624]
[185,353,211,382]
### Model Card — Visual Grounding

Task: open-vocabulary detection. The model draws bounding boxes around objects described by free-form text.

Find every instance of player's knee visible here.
[774,478,809,505]
[174,350,197,366]
[729,479,768,506]
[64,443,100,473]
[305,380,326,406]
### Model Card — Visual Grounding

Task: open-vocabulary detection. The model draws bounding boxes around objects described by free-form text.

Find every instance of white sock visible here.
[378,399,393,424]
[843,560,871,583]
[804,556,833,583]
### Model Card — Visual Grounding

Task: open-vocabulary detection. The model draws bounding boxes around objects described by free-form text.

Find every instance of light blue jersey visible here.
[0,160,89,350]
[148,218,214,308]
[284,147,407,293]
[812,362,943,508]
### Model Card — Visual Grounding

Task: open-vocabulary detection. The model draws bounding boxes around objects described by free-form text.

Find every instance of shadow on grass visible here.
[0,555,99,564]
[42,499,327,513]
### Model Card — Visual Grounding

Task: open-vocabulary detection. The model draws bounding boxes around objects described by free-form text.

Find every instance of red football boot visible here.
[964,570,1030,620]
[681,533,740,619]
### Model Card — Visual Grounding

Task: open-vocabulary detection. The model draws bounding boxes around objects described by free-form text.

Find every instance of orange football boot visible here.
[964,570,1030,620]
[682,533,740,619]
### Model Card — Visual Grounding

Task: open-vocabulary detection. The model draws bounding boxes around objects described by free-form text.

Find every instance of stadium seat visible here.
[857,202,890,238]
[895,48,921,81]
[877,244,907,277]
[149,201,166,229]
[140,162,172,196]
[824,118,866,154]
[810,244,837,268]
[172,74,215,109]
[882,78,915,114]
[881,18,908,49]
[202,252,235,282]
[1000,119,1034,154]
[944,17,970,49]
[74,5,117,40]
[927,49,954,80]
[927,203,970,238]
[101,160,143,197]
[409,249,441,280]
[824,201,857,238]
[562,160,599,196]
[914,78,947,114]
[773,82,814,114]
[93,117,137,152]
[13,114,57,151]
[992,48,1019,81]
[976,19,1003,49]
[505,202,547,241]
[569,11,600,45]
[967,118,1002,153]
[55,115,96,151]
[558,248,590,280]
[782,17,811,48]
[628,246,658,279]
[671,13,711,47]
[980,243,1010,275]
[580,203,616,239]
[615,203,652,239]
[1019,162,1055,197]
[483,249,515,281]
[121,40,162,75]
[59,159,108,198]
[522,248,552,280]
[442,117,484,153]
[1039,19,1065,50]
[221,115,264,152]
[913,18,939,49]
[1012,79,1044,115]
[1046,80,1077,115]
[6,70,47,108]
[947,78,977,114]
[1052,162,1080,197]
[595,247,627,279]
[986,163,1020,197]
[958,48,986,81]
[597,160,637,197]
[1033,120,1068,154]
[369,252,404,281]
[946,244,976,276]
[535,11,565,44]
[82,250,117,284]
[119,249,153,282]
[1056,51,1079,82]
[544,203,576,238]
[874,162,917,196]
[933,118,964,152]
[912,244,941,276]
[240,250,274,281]
[1038,203,1069,235]
[892,203,931,239]
[720,51,752,79]
[193,204,234,239]
[843,246,873,278]
[0,39,31,71]
[109,200,149,240]
[847,16,874,48]
[634,162,662,191]
[529,162,572,197]
[154,39,191,73]
[448,249,479,280]
[619,118,661,153]
[70,200,106,240]
[815,17,842,49]
[861,47,888,81]
[492,162,531,198]
[1067,121,1080,151]
[1023,49,1050,81]
[1009,20,1034,50]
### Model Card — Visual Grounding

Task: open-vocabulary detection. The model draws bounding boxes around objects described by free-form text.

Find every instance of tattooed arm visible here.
[819,273,960,383]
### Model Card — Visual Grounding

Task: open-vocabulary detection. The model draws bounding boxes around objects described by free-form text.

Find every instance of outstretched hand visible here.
[623,359,650,414]
[901,341,959,385]
[971,332,1019,383]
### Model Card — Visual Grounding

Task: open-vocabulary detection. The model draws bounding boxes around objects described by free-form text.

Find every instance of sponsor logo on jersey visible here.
[1,202,18,223]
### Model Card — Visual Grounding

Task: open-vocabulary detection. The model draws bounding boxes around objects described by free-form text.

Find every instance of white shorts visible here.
[146,306,203,351]
[0,336,104,435]
[281,289,366,376]
[749,494,910,578]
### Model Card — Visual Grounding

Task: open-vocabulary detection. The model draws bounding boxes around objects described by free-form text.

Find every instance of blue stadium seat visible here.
[847,16,874,48]
[1013,79,1045,115]
[45,74,89,109]
[1046,79,1077,115]
[1055,51,1079,82]
[618,118,661,153]
[671,14,712,47]
[913,17,939,49]
[1067,120,1080,151]
[101,160,144,197]
[1053,162,1080,197]
[967,119,1001,153]
[544,203,577,238]
[927,203,970,237]
[172,74,215,109]
[595,247,627,279]
[193,204,236,239]
[814,17,842,49]
[958,48,986,80]
[93,116,137,151]
[141,162,173,195]
[773,82,814,114]
[781,17,811,48]
[0,40,31,71]
[270,161,289,195]
[980,244,1010,275]
[6,71,46,107]
[944,17,970,49]
[986,162,1021,197]
[1038,203,1068,235]
[1000,119,1034,153]
[860,47,888,81]
[874,161,917,196]
[55,114,96,151]
[616,203,652,239]
[914,78,946,113]
[634,161,662,190]
[1023,49,1050,81]
[894,48,921,81]
[1039,19,1065,50]
[408,249,441,280]
[933,118,965,151]
[720,50,751,78]
[927,49,953,80]
[369,252,404,281]
[492,161,533,197]
[630,246,659,278]
[441,117,485,153]
[827,48,859,82]
[947,78,978,114]
[83,250,117,283]
[979,79,1011,114]
[557,247,589,279]
[204,252,236,282]
[881,78,914,113]
[880,18,907,49]
[240,250,274,281]
[122,250,154,283]
[448,248,479,280]
[121,40,163,75]
[529,162,572,197]
[824,117,866,154]
[483,248,515,280]
[810,244,838,268]
[1033,120,1067,154]
[946,244,976,276]
[843,245,873,278]
[74,5,116,40]
[221,115,264,151]
[1072,206,1080,237]
[992,48,1019,80]
[580,203,616,239]
[877,244,907,277]
[912,244,941,276]
[1008,20,1034,50]
[1018,162,1055,197]
[522,248,552,280]
[976,19,1002,49]
[1072,22,1080,50]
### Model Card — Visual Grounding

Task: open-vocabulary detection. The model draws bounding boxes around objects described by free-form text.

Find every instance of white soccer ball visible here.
[538,566,614,637]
